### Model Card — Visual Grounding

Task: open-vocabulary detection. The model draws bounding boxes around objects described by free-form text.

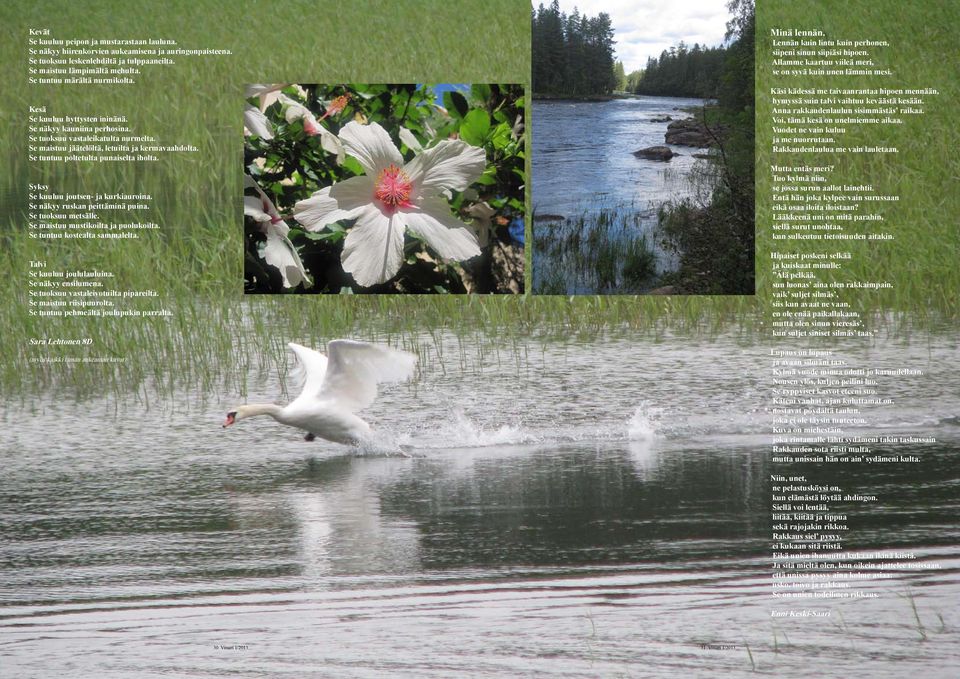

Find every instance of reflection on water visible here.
[2,332,959,677]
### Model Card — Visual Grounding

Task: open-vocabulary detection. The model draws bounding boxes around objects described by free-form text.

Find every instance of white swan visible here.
[223,340,417,445]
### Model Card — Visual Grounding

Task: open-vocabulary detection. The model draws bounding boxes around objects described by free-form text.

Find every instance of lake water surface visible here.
[2,331,959,677]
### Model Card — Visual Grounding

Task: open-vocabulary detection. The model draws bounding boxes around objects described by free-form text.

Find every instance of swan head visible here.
[222,409,240,427]
[223,406,257,427]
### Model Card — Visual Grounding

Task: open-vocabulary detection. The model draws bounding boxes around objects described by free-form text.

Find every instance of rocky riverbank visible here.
[634,108,724,159]
[664,116,716,147]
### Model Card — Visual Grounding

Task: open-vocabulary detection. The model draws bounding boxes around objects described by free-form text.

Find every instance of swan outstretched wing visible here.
[318,340,417,412]
[288,342,329,399]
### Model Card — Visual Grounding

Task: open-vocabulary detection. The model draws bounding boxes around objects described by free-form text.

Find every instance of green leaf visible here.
[459,109,491,146]
[490,122,512,150]
[444,91,469,119]
[471,84,492,102]
[475,166,497,185]
[341,156,364,177]
[302,222,347,242]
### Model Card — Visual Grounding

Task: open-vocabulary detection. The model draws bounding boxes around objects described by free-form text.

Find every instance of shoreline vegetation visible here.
[532,0,756,295]
[530,92,634,102]
[531,94,613,102]
[655,2,755,295]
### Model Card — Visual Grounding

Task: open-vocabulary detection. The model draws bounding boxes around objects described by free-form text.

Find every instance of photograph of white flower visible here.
[244,84,525,294]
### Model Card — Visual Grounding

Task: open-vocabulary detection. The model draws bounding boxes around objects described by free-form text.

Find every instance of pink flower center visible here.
[374,164,413,213]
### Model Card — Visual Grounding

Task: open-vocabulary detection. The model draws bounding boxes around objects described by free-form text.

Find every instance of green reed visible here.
[2,0,958,401]
[533,207,662,294]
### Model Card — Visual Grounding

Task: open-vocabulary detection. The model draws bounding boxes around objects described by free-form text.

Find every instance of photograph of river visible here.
[533,96,712,293]
[3,326,958,678]
[531,0,755,295]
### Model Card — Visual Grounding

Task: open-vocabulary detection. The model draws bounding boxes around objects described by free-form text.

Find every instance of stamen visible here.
[321,94,351,120]
[329,94,350,115]
[374,164,413,213]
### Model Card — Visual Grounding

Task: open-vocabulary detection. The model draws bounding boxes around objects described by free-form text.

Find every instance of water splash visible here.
[628,402,663,441]
[407,409,535,449]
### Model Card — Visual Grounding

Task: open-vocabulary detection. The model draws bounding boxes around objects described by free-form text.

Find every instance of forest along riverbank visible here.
[532,96,712,294]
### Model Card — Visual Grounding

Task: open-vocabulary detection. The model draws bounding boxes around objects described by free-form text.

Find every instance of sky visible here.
[430,83,469,106]
[542,0,732,73]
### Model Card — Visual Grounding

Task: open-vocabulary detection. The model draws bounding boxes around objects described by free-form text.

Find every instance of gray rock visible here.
[665,130,711,146]
[664,116,721,148]
[633,145,676,161]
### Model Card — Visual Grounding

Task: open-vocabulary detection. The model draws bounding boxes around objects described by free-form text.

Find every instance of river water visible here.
[532,96,712,294]
[2,330,959,677]
[532,96,708,217]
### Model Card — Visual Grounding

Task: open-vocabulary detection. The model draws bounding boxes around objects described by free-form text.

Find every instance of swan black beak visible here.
[223,412,236,428]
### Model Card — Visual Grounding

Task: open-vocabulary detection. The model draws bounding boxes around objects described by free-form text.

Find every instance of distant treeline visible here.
[532,0,616,97]
[634,43,728,98]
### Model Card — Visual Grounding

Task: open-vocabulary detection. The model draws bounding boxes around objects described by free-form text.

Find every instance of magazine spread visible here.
[3,0,958,677]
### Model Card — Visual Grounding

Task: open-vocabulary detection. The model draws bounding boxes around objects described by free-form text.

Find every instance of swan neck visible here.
[240,403,285,420]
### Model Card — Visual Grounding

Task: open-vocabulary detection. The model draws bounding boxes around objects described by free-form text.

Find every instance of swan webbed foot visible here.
[304,432,316,442]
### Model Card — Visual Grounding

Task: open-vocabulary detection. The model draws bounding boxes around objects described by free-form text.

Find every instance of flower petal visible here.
[406,139,486,195]
[398,126,423,154]
[262,226,311,289]
[244,176,284,220]
[404,196,481,261]
[339,121,403,176]
[279,96,343,161]
[318,127,345,164]
[244,105,273,139]
[243,196,271,222]
[341,204,406,286]
[245,83,286,99]
[294,175,373,232]
[279,94,312,123]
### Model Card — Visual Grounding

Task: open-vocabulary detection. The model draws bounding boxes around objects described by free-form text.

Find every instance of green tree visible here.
[532,5,618,97]
[613,61,627,91]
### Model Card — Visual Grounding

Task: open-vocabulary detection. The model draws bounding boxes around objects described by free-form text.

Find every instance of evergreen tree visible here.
[613,61,626,91]
[634,44,727,98]
[532,5,618,96]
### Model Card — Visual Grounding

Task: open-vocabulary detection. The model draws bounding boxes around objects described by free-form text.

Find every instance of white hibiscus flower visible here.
[278,94,344,163]
[243,105,273,139]
[293,121,486,287]
[243,175,312,289]
[245,83,287,111]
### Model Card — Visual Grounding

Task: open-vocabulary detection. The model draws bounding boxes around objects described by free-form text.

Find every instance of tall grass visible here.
[532,207,663,294]
[1,0,958,400]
